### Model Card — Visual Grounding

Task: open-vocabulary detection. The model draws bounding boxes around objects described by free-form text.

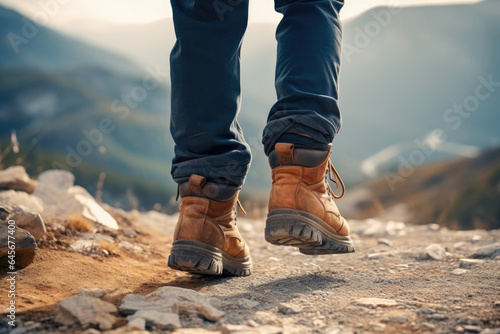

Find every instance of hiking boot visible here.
[168,174,252,276]
[265,143,355,254]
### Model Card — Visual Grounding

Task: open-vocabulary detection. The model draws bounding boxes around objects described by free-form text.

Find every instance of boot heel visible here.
[265,210,322,248]
[168,240,223,275]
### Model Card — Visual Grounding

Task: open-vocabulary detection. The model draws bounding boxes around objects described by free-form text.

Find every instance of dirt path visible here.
[183,218,500,333]
[3,214,500,333]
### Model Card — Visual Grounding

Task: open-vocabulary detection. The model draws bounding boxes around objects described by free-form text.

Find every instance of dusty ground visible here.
[2,214,500,333]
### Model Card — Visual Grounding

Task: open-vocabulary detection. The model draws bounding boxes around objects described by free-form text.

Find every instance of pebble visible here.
[422,322,435,329]
[223,324,282,334]
[387,315,407,323]
[78,288,108,298]
[426,313,448,321]
[367,252,390,260]
[245,320,259,327]
[463,325,483,333]
[377,239,393,247]
[425,244,447,261]
[471,235,482,242]
[459,259,485,269]
[417,307,436,315]
[355,298,397,308]
[278,302,302,315]
[452,268,468,275]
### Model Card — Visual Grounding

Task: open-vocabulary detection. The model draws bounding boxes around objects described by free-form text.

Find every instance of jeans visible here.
[170,0,344,187]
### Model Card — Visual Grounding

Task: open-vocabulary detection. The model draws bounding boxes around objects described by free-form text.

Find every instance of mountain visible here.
[0,5,140,75]
[1,1,499,210]
[0,5,176,209]
[343,147,500,230]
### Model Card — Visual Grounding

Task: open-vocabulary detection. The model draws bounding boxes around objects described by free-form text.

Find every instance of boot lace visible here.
[326,160,345,199]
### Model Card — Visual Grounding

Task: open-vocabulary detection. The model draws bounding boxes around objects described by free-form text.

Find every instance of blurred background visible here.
[0,0,499,229]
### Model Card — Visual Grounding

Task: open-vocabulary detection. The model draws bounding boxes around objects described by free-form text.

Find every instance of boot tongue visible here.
[269,143,330,168]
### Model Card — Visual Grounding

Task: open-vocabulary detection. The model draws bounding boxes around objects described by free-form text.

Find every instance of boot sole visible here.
[265,209,355,254]
[168,240,252,276]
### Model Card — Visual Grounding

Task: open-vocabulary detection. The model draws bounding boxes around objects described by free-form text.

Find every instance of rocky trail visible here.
[0,167,499,334]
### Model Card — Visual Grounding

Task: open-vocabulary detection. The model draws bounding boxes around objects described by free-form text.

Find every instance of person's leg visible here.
[170,0,251,187]
[262,0,344,155]
[264,0,354,254]
[168,0,253,276]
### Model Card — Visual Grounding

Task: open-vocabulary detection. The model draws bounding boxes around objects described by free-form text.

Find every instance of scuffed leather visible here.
[269,145,351,237]
[173,175,250,258]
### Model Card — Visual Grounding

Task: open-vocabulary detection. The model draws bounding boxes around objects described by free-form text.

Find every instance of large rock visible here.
[0,166,36,194]
[0,223,37,268]
[54,295,117,330]
[0,200,46,240]
[120,287,224,329]
[472,243,500,259]
[0,190,44,213]
[34,170,118,230]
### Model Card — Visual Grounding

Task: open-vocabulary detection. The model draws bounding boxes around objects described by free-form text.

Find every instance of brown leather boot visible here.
[168,175,252,276]
[265,143,355,254]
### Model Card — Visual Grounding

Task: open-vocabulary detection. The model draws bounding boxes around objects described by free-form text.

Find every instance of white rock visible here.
[37,169,74,191]
[70,239,96,252]
[34,170,118,230]
[472,243,500,259]
[425,244,447,261]
[120,286,224,326]
[460,259,485,269]
[118,241,144,253]
[127,310,180,329]
[385,221,406,236]
[72,187,118,230]
[222,324,282,334]
[278,302,302,314]
[0,190,44,213]
[0,166,36,194]
[175,329,223,334]
[127,316,146,330]
[139,210,178,236]
[359,219,386,237]
[355,298,397,308]
[82,329,101,334]
[452,269,468,275]
[367,252,391,260]
[54,296,117,330]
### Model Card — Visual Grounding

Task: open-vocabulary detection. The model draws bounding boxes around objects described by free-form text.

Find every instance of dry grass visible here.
[99,241,120,255]
[67,214,94,232]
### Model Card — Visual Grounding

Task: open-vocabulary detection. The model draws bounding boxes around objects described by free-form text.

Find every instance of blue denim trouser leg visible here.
[170,0,251,187]
[262,0,344,155]
[170,0,343,186]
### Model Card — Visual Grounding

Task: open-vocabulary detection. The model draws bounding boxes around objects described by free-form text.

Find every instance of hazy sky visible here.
[0,0,482,25]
